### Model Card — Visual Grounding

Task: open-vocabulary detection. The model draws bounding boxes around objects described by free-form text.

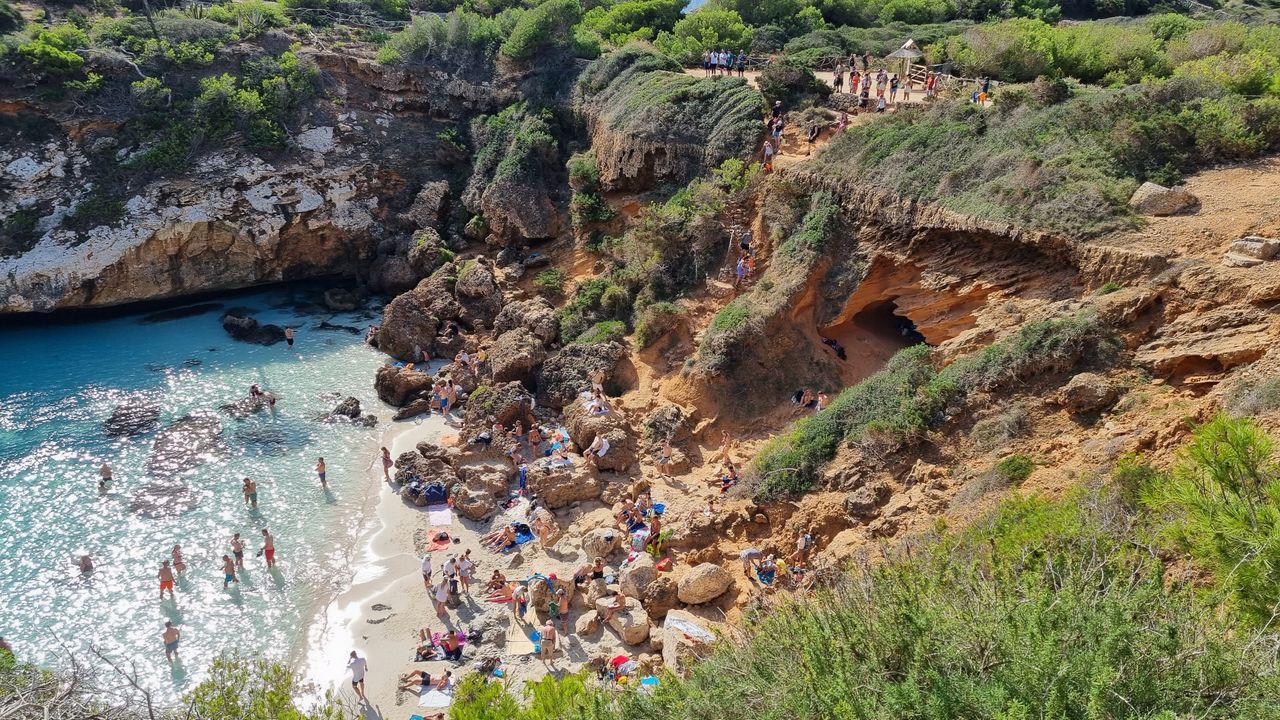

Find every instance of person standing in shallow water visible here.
[158,560,176,600]
[242,477,258,508]
[162,621,180,664]
[316,457,327,487]
[231,533,246,568]
[260,528,276,569]
[98,463,112,491]
[381,446,394,482]
[284,326,295,348]
[222,555,238,588]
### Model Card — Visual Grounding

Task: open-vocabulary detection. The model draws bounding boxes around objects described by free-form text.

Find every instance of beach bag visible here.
[424,481,448,504]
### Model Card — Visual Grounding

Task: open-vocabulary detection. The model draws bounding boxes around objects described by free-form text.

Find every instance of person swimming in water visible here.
[284,326,295,348]
[98,463,112,491]
[78,555,94,575]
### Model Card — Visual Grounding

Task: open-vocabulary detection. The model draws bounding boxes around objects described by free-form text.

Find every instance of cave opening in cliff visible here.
[818,299,926,385]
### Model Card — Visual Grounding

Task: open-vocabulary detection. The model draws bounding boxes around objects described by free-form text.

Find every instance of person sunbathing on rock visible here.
[602,591,627,623]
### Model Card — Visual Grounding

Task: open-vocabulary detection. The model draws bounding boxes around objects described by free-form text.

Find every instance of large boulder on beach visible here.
[221,313,286,345]
[146,413,223,479]
[104,403,160,437]
[464,381,534,428]
[455,259,502,328]
[536,342,627,409]
[1129,181,1198,216]
[438,362,481,395]
[394,452,454,486]
[526,464,603,508]
[620,553,657,599]
[457,463,512,496]
[642,576,680,620]
[677,563,732,605]
[404,181,450,230]
[489,328,547,383]
[661,610,716,675]
[563,402,636,472]
[451,486,496,520]
[378,273,461,361]
[585,578,612,606]
[642,405,692,451]
[594,595,650,645]
[493,297,559,345]
[529,573,574,610]
[331,396,361,418]
[375,365,433,407]
[582,528,621,559]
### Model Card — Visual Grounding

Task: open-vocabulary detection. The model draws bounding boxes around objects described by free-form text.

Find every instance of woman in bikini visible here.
[381,446,394,482]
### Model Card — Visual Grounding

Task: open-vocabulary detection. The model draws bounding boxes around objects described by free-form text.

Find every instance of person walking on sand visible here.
[99,463,112,491]
[511,583,528,622]
[420,552,433,590]
[158,560,176,600]
[231,533,246,568]
[433,578,449,615]
[260,528,276,569]
[171,544,187,574]
[347,650,368,702]
[242,477,258,509]
[162,621,180,664]
[315,457,327,487]
[556,588,570,635]
[284,326,295,348]
[458,550,475,593]
[222,555,238,588]
[539,619,557,666]
[381,446,394,482]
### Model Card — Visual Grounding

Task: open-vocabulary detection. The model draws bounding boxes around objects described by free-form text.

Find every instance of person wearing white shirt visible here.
[347,651,368,702]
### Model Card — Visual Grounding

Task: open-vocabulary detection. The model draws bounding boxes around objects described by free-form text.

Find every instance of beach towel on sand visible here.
[418,685,455,708]
[427,504,452,526]
[426,531,452,552]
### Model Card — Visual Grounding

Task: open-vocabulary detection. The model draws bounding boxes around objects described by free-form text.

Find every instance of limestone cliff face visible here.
[0,52,517,314]
[678,172,1172,420]
[575,48,763,193]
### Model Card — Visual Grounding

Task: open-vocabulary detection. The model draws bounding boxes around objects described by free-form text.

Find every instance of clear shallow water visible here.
[0,286,388,702]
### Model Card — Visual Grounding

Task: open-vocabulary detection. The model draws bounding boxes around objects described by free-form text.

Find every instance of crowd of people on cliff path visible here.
[702,48,747,77]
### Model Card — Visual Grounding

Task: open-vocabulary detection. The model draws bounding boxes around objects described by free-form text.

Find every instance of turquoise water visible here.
[0,286,388,702]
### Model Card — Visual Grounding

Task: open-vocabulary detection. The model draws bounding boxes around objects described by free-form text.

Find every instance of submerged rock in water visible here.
[316,321,361,334]
[130,481,199,518]
[139,302,225,324]
[145,413,223,479]
[220,396,273,419]
[221,313,286,345]
[104,403,160,437]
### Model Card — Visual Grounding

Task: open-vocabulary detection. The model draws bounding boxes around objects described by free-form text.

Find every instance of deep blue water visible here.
[0,285,389,701]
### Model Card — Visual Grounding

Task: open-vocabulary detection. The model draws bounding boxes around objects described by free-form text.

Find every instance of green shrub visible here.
[711,157,759,195]
[752,315,1110,497]
[1096,280,1122,294]
[204,0,288,35]
[19,24,88,75]
[633,300,684,347]
[653,7,753,65]
[573,320,627,344]
[757,59,832,110]
[1111,451,1161,507]
[64,189,124,232]
[580,0,683,46]
[0,0,24,33]
[994,453,1035,483]
[810,78,1280,237]
[534,267,567,297]
[590,487,1280,720]
[377,10,504,65]
[781,190,840,254]
[1145,414,1280,625]
[560,277,631,341]
[500,0,581,60]
[567,150,600,192]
